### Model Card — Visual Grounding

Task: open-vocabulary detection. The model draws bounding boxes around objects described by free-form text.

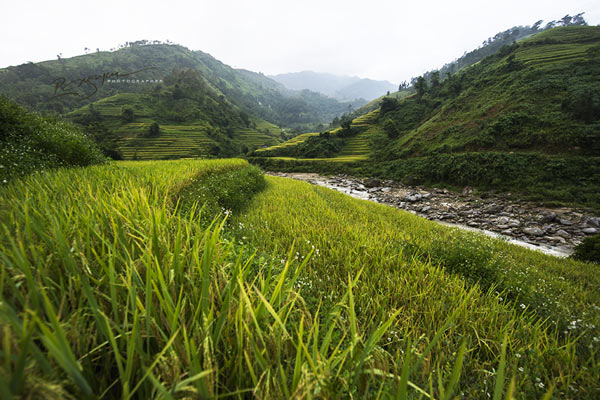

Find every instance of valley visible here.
[252,26,600,210]
[1,12,599,400]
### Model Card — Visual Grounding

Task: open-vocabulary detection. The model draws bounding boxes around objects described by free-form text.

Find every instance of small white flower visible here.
[538,382,545,389]
[518,367,524,372]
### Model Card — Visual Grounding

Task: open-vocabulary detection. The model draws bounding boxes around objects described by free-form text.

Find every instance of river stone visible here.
[421,206,432,213]
[404,193,422,202]
[538,212,557,223]
[462,186,473,196]
[583,217,600,227]
[559,218,574,226]
[556,229,570,238]
[545,236,566,243]
[497,216,509,225]
[363,178,381,188]
[508,219,521,228]
[467,221,480,227]
[487,205,504,214]
[501,229,513,235]
[523,227,544,236]
[582,227,598,235]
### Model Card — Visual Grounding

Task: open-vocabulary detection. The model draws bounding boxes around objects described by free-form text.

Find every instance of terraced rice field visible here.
[119,123,214,159]
[335,109,379,159]
[518,26,599,65]
[68,93,286,159]
[255,132,320,153]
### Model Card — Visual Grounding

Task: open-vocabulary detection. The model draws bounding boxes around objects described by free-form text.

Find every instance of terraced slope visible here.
[68,91,284,159]
[336,109,380,159]
[253,109,382,161]
[118,123,215,159]
[255,132,319,153]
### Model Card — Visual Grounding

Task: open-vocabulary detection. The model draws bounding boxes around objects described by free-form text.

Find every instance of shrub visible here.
[384,118,399,139]
[147,121,160,137]
[0,95,106,183]
[572,234,600,264]
[120,106,135,122]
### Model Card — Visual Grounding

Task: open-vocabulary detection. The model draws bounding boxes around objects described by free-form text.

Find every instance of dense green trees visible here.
[148,122,160,137]
[120,106,135,122]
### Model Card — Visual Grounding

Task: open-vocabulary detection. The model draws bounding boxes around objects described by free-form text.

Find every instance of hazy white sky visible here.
[2,0,598,83]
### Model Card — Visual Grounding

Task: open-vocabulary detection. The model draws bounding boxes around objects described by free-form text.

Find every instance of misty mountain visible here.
[0,42,359,131]
[270,71,397,101]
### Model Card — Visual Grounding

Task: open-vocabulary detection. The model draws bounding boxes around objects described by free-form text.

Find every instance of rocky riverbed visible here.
[268,172,600,257]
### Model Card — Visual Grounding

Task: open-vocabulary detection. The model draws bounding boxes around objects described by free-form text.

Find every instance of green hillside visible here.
[0,42,363,131]
[66,83,284,160]
[251,26,600,208]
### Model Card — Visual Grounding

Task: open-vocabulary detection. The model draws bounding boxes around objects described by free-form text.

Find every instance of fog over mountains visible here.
[270,71,397,102]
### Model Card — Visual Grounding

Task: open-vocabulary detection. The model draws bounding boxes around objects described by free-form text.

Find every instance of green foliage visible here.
[379,96,398,114]
[383,118,399,139]
[0,95,106,183]
[147,121,160,137]
[414,76,428,97]
[572,234,600,264]
[177,163,265,222]
[120,106,135,122]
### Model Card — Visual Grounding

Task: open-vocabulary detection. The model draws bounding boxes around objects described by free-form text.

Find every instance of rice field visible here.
[232,176,600,398]
[67,94,285,160]
[255,132,320,153]
[1,160,599,398]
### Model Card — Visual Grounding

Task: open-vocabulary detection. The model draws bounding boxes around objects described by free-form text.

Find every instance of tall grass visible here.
[233,176,600,398]
[1,161,598,398]
[0,159,463,399]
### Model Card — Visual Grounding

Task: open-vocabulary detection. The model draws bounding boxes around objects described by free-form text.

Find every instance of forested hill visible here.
[418,13,588,86]
[0,42,361,131]
[347,13,590,121]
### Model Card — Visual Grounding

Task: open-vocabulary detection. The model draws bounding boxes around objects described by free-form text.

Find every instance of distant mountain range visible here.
[0,44,365,132]
[270,71,397,102]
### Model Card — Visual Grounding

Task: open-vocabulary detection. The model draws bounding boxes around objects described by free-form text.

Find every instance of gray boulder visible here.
[523,227,544,236]
[363,178,381,188]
